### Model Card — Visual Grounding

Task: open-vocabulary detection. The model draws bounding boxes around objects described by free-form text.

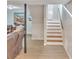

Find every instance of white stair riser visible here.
[47,34,62,36]
[47,26,61,29]
[46,38,63,40]
[47,28,62,31]
[47,30,62,32]
[47,24,61,26]
[47,29,62,31]
[46,42,63,45]
[47,21,60,23]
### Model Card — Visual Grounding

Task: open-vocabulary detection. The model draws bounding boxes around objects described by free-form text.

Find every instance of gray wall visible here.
[7,9,24,25]
[7,8,32,34]
[62,4,72,59]
[7,9,14,25]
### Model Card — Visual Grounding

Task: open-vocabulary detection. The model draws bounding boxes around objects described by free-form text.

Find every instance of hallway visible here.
[15,39,69,59]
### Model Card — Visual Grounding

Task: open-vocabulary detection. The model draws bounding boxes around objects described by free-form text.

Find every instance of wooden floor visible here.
[15,37,69,59]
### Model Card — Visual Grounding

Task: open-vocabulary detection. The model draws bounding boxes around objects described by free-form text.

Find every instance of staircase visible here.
[44,20,63,45]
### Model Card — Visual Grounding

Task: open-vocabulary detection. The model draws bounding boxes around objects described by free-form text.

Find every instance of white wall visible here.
[48,5,60,20]
[62,4,72,59]
[65,1,72,14]
[29,5,44,40]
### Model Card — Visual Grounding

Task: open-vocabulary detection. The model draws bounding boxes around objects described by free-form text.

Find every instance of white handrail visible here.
[57,7,64,29]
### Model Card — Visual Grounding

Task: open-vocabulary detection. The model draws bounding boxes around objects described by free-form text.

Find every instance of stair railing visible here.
[58,6,64,30]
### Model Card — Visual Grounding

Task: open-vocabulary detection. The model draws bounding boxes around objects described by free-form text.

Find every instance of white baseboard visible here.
[64,47,72,59]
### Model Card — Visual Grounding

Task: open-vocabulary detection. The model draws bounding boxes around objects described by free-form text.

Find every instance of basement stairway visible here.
[44,20,63,45]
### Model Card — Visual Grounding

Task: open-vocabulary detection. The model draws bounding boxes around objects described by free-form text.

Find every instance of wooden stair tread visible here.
[47,21,60,22]
[47,25,60,27]
[47,40,63,42]
[47,29,61,30]
[47,32,62,34]
[48,22,60,24]
[47,36,62,38]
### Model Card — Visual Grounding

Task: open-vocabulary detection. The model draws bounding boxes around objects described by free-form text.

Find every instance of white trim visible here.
[64,46,72,59]
[46,42,63,45]
[63,6,72,17]
[44,5,48,46]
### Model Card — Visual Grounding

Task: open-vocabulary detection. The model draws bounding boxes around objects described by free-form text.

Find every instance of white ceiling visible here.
[7,0,71,5]
[7,0,71,10]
